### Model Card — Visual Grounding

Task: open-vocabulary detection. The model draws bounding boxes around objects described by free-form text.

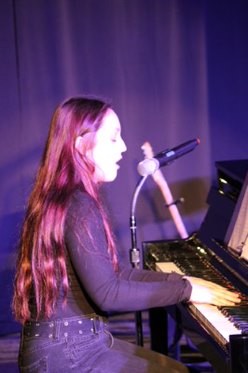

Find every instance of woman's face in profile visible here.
[91,109,127,183]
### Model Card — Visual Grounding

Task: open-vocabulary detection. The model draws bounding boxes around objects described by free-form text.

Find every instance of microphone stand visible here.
[130,175,148,346]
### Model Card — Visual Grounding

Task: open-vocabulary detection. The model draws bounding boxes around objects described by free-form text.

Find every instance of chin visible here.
[104,171,118,182]
[95,167,118,183]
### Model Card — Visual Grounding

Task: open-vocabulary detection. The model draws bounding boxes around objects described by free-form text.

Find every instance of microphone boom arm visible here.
[129,174,148,348]
[130,175,148,268]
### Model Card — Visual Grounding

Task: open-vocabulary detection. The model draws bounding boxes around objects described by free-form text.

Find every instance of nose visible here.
[120,137,127,153]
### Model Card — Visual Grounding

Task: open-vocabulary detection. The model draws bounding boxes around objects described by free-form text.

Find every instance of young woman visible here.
[13,97,240,372]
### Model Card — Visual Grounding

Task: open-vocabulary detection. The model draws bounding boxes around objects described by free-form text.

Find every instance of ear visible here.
[75,136,84,156]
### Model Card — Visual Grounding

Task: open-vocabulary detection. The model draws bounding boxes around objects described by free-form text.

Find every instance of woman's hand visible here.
[184,276,241,306]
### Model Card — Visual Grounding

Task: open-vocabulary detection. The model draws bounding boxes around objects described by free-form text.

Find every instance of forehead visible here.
[97,109,121,137]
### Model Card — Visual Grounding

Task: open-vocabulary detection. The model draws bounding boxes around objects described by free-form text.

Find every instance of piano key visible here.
[143,200,248,372]
[189,303,242,346]
[156,261,243,346]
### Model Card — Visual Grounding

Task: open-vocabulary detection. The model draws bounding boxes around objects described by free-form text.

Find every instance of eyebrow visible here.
[113,127,121,136]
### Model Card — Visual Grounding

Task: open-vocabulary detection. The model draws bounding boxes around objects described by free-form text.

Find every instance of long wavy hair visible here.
[13,97,118,323]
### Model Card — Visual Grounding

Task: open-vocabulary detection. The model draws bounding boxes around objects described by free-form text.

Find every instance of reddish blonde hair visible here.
[13,97,118,323]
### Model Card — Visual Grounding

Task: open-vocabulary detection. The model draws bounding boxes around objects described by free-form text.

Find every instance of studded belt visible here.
[23,314,108,339]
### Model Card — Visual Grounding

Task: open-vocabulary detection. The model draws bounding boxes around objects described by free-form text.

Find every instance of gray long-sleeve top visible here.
[49,189,192,319]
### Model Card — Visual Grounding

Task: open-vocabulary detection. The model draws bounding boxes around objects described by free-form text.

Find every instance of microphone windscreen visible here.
[137,158,159,176]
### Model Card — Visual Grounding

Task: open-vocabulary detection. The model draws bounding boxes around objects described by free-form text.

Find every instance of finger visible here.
[214,292,241,303]
[215,301,236,306]
[214,295,240,305]
[211,296,237,306]
[217,290,241,301]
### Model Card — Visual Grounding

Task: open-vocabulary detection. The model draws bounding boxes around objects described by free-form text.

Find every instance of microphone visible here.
[137,138,200,176]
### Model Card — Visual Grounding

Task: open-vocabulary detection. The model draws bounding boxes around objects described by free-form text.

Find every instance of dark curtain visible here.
[0,0,247,333]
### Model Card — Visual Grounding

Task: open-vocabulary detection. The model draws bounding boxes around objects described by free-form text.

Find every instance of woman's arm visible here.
[65,191,192,313]
[65,192,240,312]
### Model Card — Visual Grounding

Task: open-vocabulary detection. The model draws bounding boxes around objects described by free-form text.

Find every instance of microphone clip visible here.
[165,197,185,208]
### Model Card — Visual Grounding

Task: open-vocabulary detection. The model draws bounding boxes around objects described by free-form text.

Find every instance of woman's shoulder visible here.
[67,189,99,219]
[70,189,94,204]
[69,189,97,208]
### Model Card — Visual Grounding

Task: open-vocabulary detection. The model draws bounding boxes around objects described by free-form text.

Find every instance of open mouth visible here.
[115,158,122,169]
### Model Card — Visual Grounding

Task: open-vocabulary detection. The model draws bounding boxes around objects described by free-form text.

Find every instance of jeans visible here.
[18,314,188,373]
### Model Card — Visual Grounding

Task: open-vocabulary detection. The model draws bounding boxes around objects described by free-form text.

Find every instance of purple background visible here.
[0,0,247,333]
